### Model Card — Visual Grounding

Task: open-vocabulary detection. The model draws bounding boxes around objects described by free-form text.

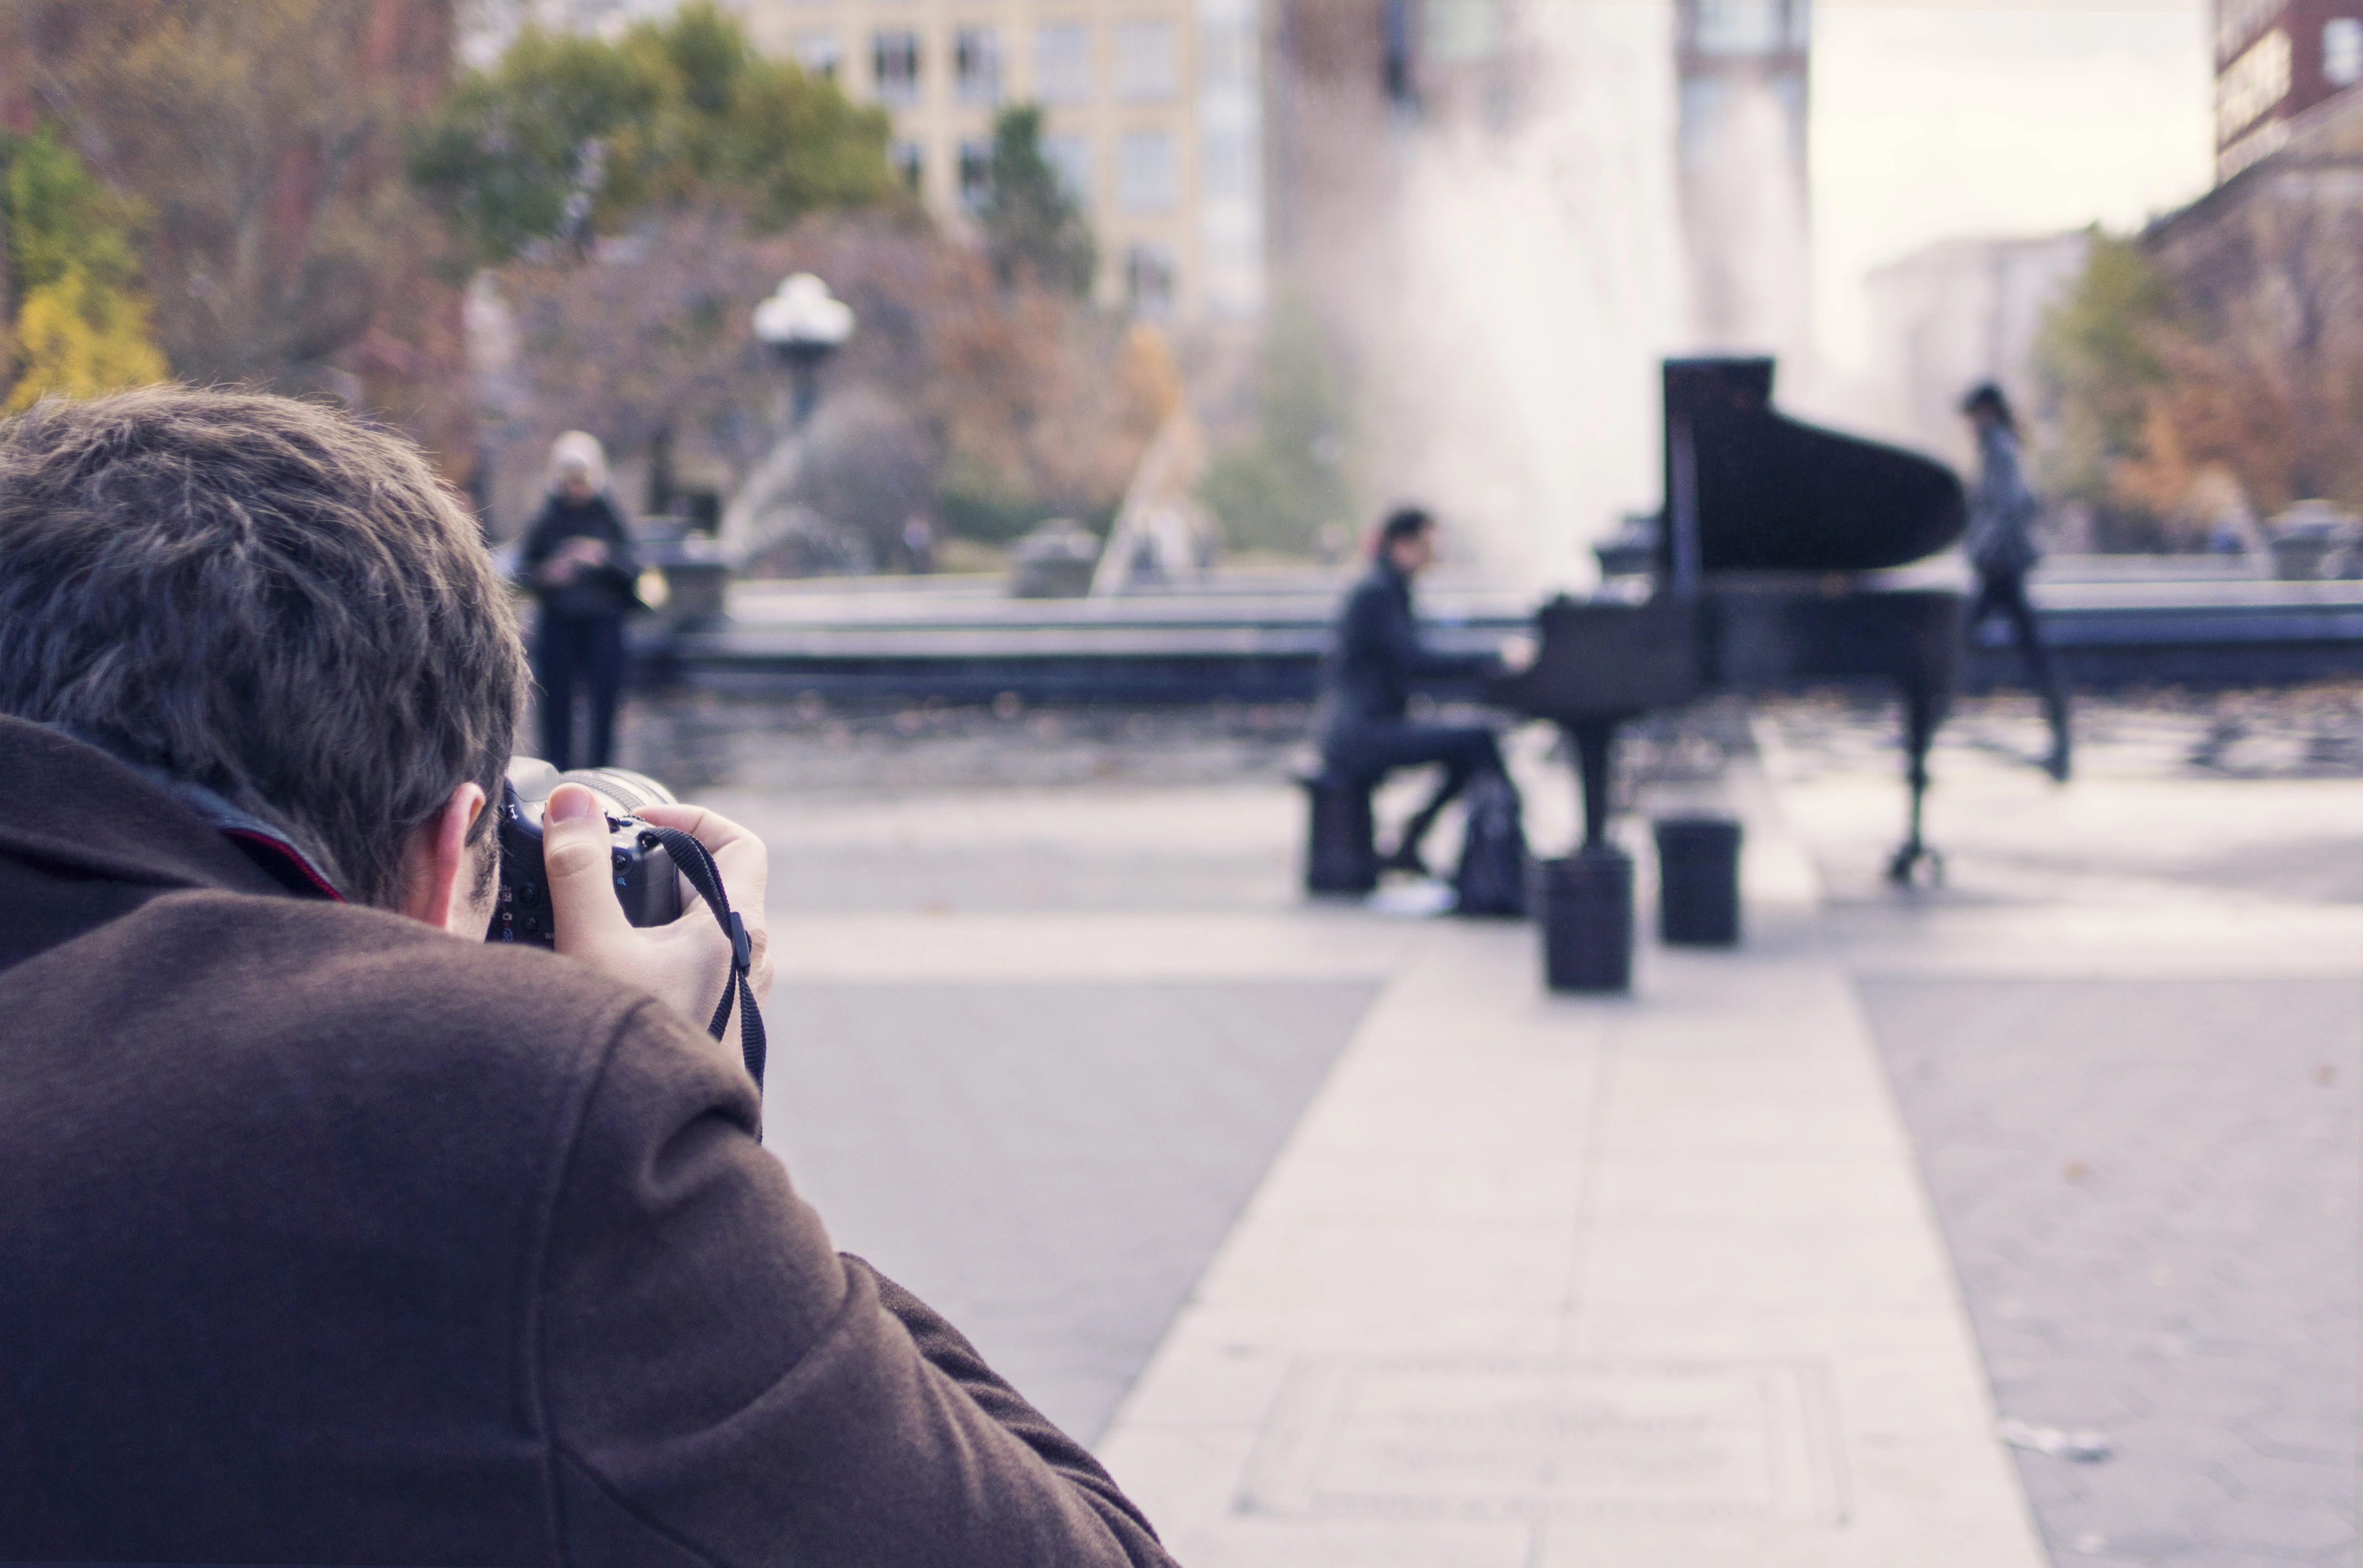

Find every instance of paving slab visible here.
[761,908,1424,982]
[762,980,1377,1442]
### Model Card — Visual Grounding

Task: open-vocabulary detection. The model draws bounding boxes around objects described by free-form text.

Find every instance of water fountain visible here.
[1346,1,1695,593]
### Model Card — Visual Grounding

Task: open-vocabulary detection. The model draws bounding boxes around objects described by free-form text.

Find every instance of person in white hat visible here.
[519,430,640,769]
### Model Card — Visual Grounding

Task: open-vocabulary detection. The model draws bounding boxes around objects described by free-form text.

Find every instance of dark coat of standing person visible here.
[1961,383,2072,781]
[1318,506,1506,875]
[521,430,640,771]
[0,387,1178,1567]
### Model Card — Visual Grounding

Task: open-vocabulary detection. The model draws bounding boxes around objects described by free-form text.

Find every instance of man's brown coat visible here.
[0,717,1175,1566]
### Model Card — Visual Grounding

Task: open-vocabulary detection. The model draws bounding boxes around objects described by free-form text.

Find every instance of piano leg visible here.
[1886,681,1947,886]
[1570,717,1618,850]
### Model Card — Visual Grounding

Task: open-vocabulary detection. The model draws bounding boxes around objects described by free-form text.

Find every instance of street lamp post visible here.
[752,273,855,429]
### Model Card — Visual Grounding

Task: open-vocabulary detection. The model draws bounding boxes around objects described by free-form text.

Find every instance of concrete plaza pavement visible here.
[1083,756,2047,1567]
[642,686,2358,1567]
[1766,698,2361,1567]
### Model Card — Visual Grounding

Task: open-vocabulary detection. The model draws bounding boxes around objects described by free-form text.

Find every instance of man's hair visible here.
[0,386,528,909]
[1960,381,2018,435]
[1380,507,1434,549]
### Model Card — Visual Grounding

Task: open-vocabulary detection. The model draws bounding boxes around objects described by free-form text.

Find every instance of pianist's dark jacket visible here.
[1318,555,1495,744]
[0,715,1175,1568]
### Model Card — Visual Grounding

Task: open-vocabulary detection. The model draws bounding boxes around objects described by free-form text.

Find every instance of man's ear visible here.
[398,782,490,934]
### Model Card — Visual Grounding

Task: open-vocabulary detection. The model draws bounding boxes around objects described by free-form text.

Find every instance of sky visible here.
[1811,0,2217,374]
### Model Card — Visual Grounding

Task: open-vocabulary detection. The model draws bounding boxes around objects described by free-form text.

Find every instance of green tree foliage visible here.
[2034,228,2175,505]
[1,126,168,412]
[413,3,896,264]
[1200,301,1355,555]
[978,105,1095,296]
[4,126,144,306]
[6,268,173,414]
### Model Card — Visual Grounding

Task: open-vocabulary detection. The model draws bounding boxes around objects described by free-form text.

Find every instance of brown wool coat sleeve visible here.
[857,1257,1172,1560]
[538,1001,1179,1567]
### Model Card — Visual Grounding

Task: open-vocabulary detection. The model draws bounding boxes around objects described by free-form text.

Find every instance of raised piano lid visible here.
[1660,357,1967,576]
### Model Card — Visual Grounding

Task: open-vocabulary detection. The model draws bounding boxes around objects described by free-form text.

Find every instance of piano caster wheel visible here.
[1885,845,1944,888]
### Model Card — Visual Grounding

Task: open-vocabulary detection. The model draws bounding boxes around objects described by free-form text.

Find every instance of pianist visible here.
[1316,506,1507,876]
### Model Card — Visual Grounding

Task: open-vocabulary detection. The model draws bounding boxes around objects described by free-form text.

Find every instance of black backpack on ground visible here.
[1453,771,1530,918]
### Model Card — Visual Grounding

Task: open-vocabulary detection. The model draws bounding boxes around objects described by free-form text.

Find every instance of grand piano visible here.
[1492,356,1968,886]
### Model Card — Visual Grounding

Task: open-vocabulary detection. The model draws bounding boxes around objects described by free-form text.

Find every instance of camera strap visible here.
[638,825,767,1100]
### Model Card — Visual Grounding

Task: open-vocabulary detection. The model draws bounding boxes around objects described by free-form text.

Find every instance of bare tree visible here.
[2125,182,2363,521]
[28,1,431,379]
[486,208,1171,553]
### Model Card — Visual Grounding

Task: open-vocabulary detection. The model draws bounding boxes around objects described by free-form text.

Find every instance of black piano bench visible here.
[1299,770,1379,896]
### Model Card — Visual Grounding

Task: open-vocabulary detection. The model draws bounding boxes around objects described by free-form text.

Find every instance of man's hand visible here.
[541,784,775,1044]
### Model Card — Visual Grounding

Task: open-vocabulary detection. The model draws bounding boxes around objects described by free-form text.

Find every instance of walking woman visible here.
[520,431,641,770]
[1961,383,2071,781]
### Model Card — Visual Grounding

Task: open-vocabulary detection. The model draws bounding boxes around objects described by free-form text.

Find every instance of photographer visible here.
[0,388,1175,1565]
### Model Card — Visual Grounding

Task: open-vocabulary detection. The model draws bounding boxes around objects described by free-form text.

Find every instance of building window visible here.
[1114,21,1178,101]
[890,140,923,194]
[2327,18,2363,87]
[1424,0,1496,63]
[2216,0,2287,64]
[954,27,1001,105]
[1115,130,1177,211]
[1199,12,1249,89]
[2217,27,2292,144]
[795,32,841,79]
[873,30,920,106]
[959,137,993,211]
[1035,22,1092,103]
[1201,124,1250,201]
[1043,133,1093,206]
[1125,245,1175,318]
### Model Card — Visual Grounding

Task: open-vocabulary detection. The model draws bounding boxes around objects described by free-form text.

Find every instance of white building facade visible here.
[1864,231,2090,467]
[741,0,1265,321]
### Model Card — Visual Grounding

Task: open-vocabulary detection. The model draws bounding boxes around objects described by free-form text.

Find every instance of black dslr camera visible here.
[486,759,682,946]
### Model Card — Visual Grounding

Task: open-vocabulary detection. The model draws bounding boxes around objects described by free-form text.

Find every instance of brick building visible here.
[2163,2,2363,363]
[2117,11,2363,524]
[2215,0,2363,179]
